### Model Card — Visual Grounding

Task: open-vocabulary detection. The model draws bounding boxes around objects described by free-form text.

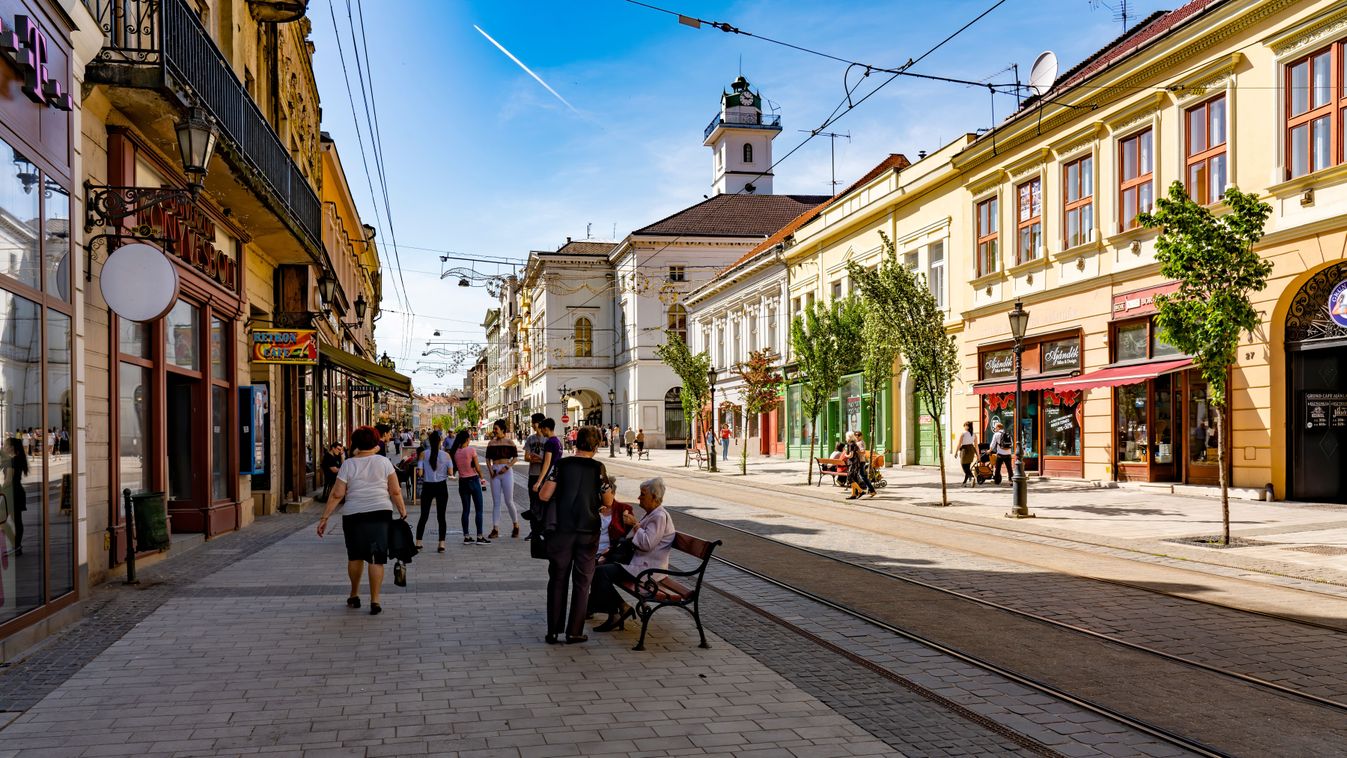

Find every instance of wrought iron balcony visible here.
[83,0,321,250]
[704,111,782,141]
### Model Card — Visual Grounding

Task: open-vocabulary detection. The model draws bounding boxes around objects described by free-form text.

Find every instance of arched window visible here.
[743,143,753,164]
[574,317,593,357]
[667,304,688,342]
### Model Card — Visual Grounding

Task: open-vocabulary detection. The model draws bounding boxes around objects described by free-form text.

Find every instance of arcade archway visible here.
[1285,260,1347,502]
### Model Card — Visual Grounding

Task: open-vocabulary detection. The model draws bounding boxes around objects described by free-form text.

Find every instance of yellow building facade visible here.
[783,0,1347,502]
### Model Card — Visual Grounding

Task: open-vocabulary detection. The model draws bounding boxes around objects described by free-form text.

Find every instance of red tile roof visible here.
[633,193,832,238]
[542,240,618,256]
[734,153,911,266]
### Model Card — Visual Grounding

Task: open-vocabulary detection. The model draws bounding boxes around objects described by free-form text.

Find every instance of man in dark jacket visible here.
[539,426,613,644]
[321,442,343,501]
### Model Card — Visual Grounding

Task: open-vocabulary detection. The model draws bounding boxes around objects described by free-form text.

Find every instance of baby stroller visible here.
[973,444,994,485]
[867,452,889,489]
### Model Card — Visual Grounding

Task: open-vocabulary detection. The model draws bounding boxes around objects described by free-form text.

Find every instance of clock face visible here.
[739,92,754,106]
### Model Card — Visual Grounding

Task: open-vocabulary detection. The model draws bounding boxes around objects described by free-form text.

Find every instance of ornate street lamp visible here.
[378,352,395,370]
[1007,300,1033,519]
[317,273,337,305]
[175,107,219,194]
[707,367,718,473]
[354,293,368,321]
[608,388,617,457]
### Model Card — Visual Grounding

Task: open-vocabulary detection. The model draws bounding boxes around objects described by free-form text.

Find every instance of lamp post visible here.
[557,384,570,425]
[1007,300,1033,519]
[608,388,617,457]
[707,368,718,473]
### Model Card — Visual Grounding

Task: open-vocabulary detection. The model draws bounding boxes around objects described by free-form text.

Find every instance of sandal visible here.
[437,542,446,553]
[346,596,361,608]
[511,523,520,538]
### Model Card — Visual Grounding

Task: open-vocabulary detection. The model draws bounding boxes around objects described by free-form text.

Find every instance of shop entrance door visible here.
[167,373,201,525]
[1184,373,1221,486]
[916,413,936,465]
[1290,346,1347,502]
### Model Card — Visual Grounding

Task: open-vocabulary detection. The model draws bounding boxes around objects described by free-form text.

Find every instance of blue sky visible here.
[308,0,1172,392]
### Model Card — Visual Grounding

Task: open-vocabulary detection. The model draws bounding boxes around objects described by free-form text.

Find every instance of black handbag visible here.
[529,531,548,560]
[388,517,419,564]
[606,537,635,566]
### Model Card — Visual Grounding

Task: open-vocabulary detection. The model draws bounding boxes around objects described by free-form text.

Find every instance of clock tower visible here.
[704,75,781,195]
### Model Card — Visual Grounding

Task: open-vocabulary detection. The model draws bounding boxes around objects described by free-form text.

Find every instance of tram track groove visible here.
[670,510,1347,756]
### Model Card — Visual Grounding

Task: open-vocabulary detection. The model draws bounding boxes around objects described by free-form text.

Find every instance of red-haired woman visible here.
[317,425,408,615]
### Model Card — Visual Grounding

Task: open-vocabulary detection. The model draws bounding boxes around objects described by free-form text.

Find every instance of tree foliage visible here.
[655,330,711,466]
[462,399,482,428]
[1139,181,1271,544]
[848,232,960,505]
[790,302,839,483]
[735,349,784,475]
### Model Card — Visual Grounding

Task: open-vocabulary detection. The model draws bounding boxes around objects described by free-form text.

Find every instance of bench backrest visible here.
[673,532,719,560]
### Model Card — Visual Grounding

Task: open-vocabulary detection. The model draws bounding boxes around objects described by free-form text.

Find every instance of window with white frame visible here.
[904,250,919,271]
[732,318,742,365]
[667,265,686,282]
[928,241,946,309]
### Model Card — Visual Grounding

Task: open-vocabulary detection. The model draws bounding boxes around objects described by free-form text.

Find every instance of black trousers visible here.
[545,531,599,637]
[993,453,1013,484]
[589,563,634,616]
[417,480,449,540]
[961,461,974,484]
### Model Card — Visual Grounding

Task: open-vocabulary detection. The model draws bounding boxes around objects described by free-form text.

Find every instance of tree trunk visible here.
[929,391,949,507]
[1216,402,1229,545]
[741,422,749,475]
[807,403,818,485]
[868,387,878,459]
[683,411,692,468]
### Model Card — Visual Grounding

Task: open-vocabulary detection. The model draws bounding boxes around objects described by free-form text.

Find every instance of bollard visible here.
[122,488,139,585]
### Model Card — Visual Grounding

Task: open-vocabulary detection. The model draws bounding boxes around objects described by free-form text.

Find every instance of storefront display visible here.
[975,331,1084,478]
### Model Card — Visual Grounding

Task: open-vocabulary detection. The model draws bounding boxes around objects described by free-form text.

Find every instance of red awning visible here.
[1054,358,1194,391]
[973,377,1062,395]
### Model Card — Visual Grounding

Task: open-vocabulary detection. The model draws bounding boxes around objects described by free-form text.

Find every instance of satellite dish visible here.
[1028,51,1058,97]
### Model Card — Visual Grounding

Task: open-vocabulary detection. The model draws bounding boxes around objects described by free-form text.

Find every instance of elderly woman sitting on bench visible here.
[588,477,676,632]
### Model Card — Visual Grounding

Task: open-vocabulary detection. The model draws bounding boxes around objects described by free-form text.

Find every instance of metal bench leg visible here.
[633,606,654,651]
[693,600,709,649]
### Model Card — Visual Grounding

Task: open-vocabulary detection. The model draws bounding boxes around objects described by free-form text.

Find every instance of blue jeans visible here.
[721,438,730,459]
[459,476,484,536]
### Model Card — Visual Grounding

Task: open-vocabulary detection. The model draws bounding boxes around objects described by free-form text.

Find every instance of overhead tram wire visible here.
[324,0,408,323]
[525,0,1015,341]
[348,0,415,360]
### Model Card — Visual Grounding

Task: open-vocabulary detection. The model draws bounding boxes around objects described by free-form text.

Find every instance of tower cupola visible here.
[703,75,781,195]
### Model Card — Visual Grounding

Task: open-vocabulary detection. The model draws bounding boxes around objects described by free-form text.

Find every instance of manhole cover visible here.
[1283,545,1347,556]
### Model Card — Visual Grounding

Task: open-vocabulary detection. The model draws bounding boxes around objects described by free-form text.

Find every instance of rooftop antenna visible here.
[1027,50,1058,98]
[1089,0,1129,34]
[800,129,851,192]
[586,222,592,239]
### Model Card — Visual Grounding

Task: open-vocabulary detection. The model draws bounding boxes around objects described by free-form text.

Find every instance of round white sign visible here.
[100,243,180,322]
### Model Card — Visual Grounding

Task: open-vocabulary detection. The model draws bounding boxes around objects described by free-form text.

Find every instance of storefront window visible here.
[212,385,229,501]
[1043,390,1081,457]
[1188,380,1218,464]
[46,311,72,599]
[165,301,200,370]
[1116,322,1149,362]
[1117,384,1149,463]
[211,318,227,380]
[984,394,1016,447]
[44,183,71,302]
[1152,327,1181,358]
[1153,375,1175,464]
[119,318,150,359]
[0,139,41,291]
[118,363,151,493]
[0,290,43,624]
[844,375,863,435]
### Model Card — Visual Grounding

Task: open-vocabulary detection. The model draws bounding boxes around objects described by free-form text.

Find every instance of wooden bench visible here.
[636,447,650,460]
[690,448,708,469]
[814,457,848,486]
[615,532,722,651]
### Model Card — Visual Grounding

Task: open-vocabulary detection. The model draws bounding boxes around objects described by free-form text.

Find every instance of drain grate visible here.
[1283,545,1347,556]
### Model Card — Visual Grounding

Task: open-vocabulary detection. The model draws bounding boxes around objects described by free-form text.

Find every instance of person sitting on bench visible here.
[588,477,675,632]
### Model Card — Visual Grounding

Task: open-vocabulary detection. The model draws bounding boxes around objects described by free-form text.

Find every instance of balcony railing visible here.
[704,111,782,140]
[84,0,322,250]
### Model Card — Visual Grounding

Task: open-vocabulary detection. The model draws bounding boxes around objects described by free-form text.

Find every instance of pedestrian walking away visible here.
[589,477,675,632]
[957,421,978,487]
[635,429,645,457]
[485,419,520,539]
[522,413,547,527]
[316,425,408,615]
[2,437,29,557]
[449,429,489,544]
[416,430,452,553]
[990,421,1013,485]
[536,425,613,644]
[624,426,636,458]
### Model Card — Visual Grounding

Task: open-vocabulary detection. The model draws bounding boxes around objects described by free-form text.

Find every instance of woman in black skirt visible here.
[317,425,408,615]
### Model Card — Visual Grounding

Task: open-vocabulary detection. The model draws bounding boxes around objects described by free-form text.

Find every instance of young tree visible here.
[654,330,711,467]
[790,302,838,484]
[860,315,900,451]
[735,349,785,475]
[849,232,960,506]
[462,399,482,429]
[1140,182,1272,545]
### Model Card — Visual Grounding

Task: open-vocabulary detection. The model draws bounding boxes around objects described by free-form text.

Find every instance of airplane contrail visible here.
[473,24,578,113]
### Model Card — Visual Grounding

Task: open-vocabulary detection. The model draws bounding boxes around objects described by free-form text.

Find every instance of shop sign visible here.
[1329,280,1347,328]
[138,196,239,290]
[1041,338,1081,372]
[1305,392,1347,429]
[1112,282,1179,318]
[982,349,1015,379]
[0,14,74,110]
[251,329,318,364]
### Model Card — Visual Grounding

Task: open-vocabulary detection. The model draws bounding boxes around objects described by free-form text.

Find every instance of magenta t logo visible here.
[0,15,74,111]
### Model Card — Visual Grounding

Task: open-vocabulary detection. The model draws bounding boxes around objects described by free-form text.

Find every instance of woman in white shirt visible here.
[957,421,978,487]
[317,425,408,615]
[416,430,453,553]
[588,477,676,632]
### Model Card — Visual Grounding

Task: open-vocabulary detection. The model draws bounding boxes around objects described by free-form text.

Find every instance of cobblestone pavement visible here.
[1,470,1094,758]
[619,468,1347,708]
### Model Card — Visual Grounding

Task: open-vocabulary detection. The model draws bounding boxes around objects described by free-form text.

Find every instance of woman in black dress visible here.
[4,438,28,556]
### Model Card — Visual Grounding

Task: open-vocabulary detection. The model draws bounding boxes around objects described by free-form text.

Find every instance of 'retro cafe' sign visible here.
[0,14,74,111]
[251,329,318,364]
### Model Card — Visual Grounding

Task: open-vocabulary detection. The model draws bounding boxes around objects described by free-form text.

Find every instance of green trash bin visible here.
[131,492,171,551]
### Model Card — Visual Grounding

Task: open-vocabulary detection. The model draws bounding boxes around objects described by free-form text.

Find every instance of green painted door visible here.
[917,413,936,465]
[826,399,842,455]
